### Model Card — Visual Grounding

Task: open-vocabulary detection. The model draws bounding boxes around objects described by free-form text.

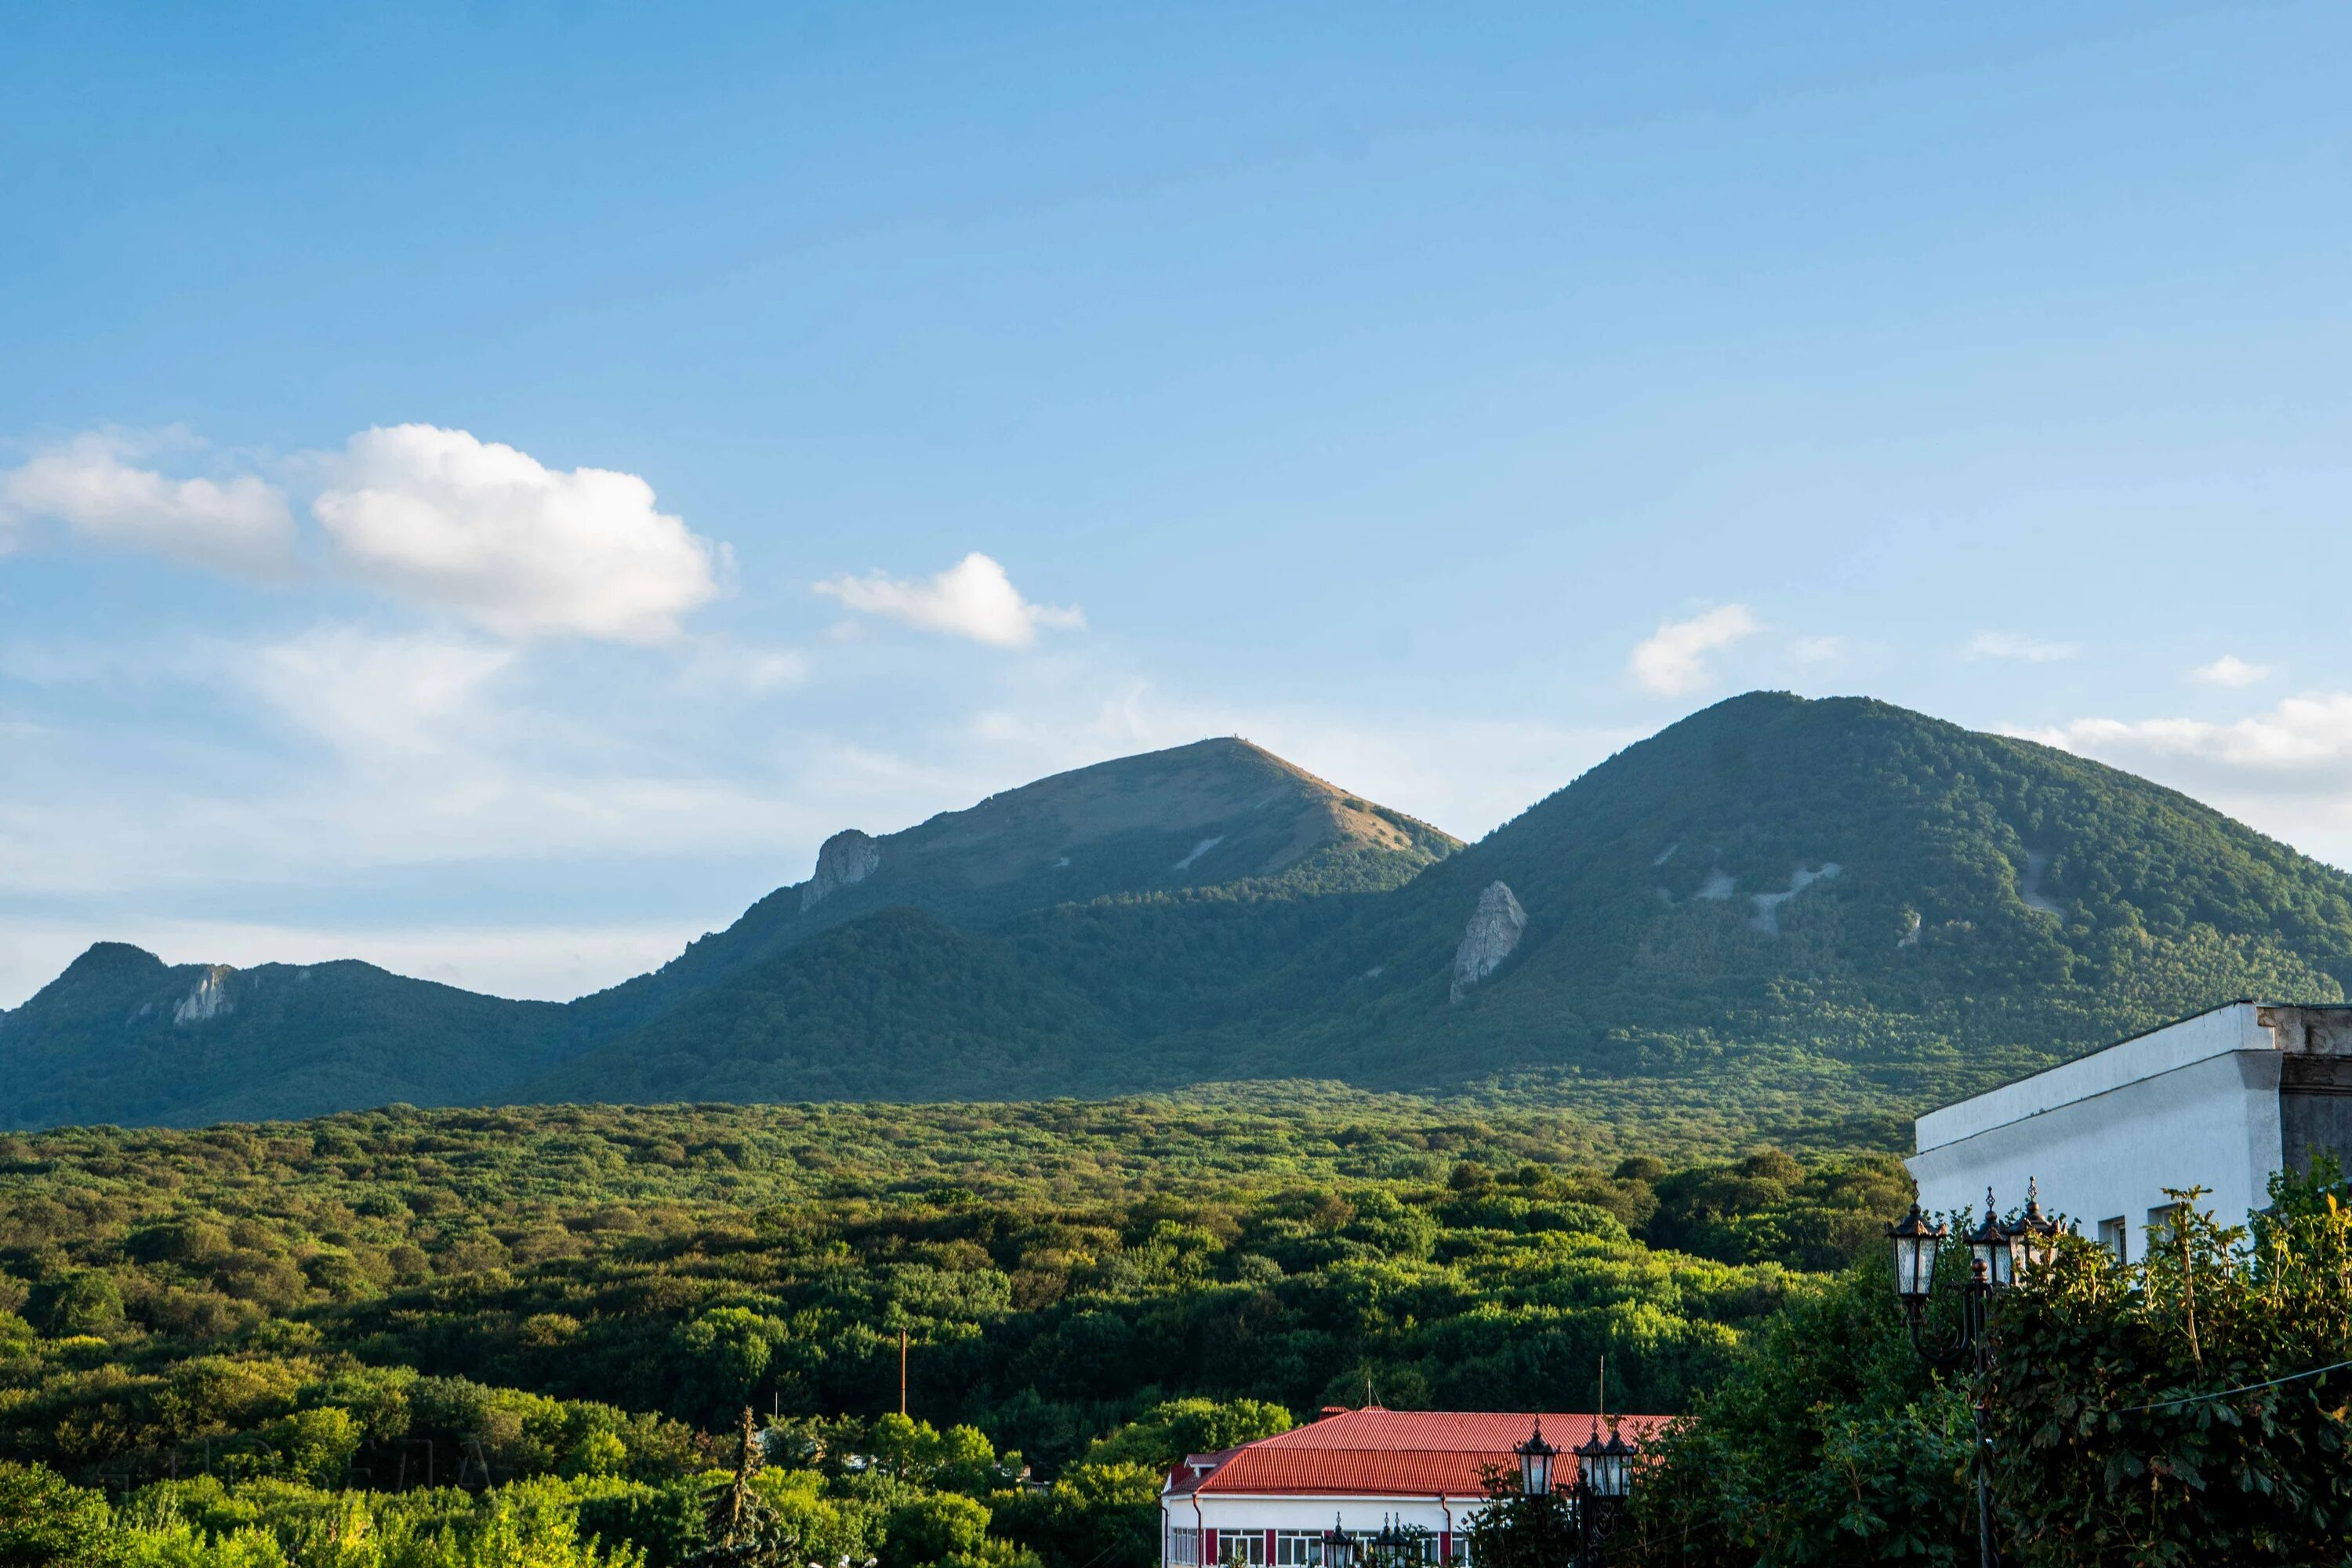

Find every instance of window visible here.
[1276,1534,1325,1567]
[2147,1202,2187,1247]
[1218,1533,1268,1566]
[1169,1528,1200,1567]
[2096,1217,2127,1264]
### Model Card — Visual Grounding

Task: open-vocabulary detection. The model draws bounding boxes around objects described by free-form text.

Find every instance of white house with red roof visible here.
[1159,1408,1668,1568]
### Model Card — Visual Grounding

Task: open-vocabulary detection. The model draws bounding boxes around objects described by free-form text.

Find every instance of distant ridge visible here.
[9,695,2352,1134]
[0,737,1456,1127]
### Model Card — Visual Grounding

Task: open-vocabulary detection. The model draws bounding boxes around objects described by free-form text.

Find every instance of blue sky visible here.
[5,1,2351,1006]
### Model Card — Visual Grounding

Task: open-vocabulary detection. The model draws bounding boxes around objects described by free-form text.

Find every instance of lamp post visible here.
[1507,1417,1631,1566]
[1369,1515,1417,1568]
[1570,1421,1635,1563]
[1885,1184,2049,1568]
[1514,1422,1556,1498]
[1322,1515,1358,1568]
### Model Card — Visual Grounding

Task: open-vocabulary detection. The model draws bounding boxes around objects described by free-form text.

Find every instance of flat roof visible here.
[1914,1001,2270,1152]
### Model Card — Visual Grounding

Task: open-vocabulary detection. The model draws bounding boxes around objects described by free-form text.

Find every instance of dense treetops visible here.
[0,1098,1907,1559]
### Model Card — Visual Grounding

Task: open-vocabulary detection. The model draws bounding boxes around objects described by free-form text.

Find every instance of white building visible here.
[1159,1407,1665,1568]
[1906,1001,2352,1260]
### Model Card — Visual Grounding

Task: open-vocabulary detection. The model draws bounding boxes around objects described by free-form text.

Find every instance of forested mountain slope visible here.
[561,735,1458,1040]
[0,942,566,1129]
[529,693,2352,1124]
[0,739,1455,1128]
[10,694,2352,1131]
[1240,691,2352,1109]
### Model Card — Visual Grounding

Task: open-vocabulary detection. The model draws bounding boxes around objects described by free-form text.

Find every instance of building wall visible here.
[1907,1039,2284,1258]
[2282,1054,2352,1178]
[1163,1497,1490,1567]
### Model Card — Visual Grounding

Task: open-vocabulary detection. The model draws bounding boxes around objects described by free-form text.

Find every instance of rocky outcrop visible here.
[802,829,883,910]
[1450,881,1526,1003]
[172,965,235,1025]
[1748,862,1842,935]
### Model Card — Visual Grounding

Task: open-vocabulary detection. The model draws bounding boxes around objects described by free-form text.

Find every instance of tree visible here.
[699,1409,793,1567]
[1462,1465,1574,1568]
[1984,1166,2352,1563]
[0,1462,116,1568]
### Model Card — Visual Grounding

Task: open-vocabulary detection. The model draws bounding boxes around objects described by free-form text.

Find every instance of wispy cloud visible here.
[815,552,1083,648]
[2019,694,2352,788]
[5,424,729,645]
[2009,692,2352,868]
[0,432,296,578]
[1789,634,1843,665]
[2187,655,2271,689]
[1965,630,2078,664]
[1628,604,1761,695]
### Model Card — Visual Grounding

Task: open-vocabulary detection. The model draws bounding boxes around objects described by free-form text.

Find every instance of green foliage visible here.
[0,1461,118,1567]
[1462,1469,1576,1568]
[1624,1166,2352,1564]
[0,1100,1911,1568]
[1983,1164,2352,1563]
[882,1493,991,1568]
[1080,1399,1292,1468]
[1613,1250,1970,1565]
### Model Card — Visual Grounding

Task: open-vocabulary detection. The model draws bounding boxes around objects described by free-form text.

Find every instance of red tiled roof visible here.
[1164,1409,1672,1499]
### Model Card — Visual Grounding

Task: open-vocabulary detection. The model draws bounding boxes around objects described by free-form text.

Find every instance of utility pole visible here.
[899,1328,909,1417]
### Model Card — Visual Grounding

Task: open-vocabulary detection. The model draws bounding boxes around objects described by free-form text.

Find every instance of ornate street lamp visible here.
[1513,1420,1557,1498]
[1886,1201,1947,1316]
[1322,1515,1358,1568]
[2012,1179,2063,1280]
[1886,1181,2058,1568]
[1573,1423,1635,1502]
[1967,1189,2018,1290]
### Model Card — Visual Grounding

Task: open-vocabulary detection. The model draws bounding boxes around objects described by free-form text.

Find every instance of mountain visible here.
[11,694,2352,1136]
[1238,690,2352,1110]
[0,942,564,1128]
[0,739,1455,1128]
[527,692,2352,1129]
[558,735,1458,1040]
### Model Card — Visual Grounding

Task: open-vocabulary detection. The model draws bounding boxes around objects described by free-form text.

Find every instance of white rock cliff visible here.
[172,965,236,1025]
[802,829,884,910]
[1450,880,1526,1003]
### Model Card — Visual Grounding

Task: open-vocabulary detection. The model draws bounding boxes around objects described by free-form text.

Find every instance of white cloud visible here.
[2019,694,2352,788]
[313,424,720,642]
[682,643,809,695]
[815,552,1083,648]
[1965,630,2078,663]
[2188,655,2271,689]
[2011,694,2352,866]
[0,433,295,577]
[1628,604,1761,695]
[238,625,516,760]
[1789,634,1844,665]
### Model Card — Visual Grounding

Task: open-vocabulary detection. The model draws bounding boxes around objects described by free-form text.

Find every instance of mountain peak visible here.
[60,942,171,982]
[880,735,1457,889]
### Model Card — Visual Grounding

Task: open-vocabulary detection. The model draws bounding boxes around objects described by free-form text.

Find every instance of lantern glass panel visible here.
[1897,1233,1932,1299]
